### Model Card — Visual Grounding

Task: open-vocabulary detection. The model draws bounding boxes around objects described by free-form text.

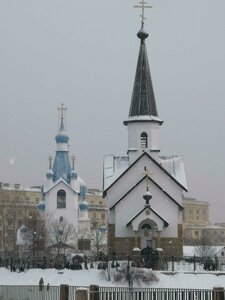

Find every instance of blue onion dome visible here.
[79,200,89,211]
[70,169,77,180]
[37,200,45,211]
[55,116,69,144]
[46,169,54,179]
[55,131,69,144]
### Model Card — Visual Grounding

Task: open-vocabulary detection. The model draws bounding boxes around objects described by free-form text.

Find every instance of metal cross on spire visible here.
[48,155,53,169]
[58,102,67,119]
[134,0,152,27]
[71,155,76,170]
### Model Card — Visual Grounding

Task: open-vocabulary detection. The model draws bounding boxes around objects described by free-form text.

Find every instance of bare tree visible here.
[194,230,216,258]
[77,223,107,256]
[90,226,107,257]
[46,219,77,257]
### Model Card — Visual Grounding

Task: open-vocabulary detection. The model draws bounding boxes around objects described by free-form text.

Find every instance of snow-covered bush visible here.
[100,261,159,286]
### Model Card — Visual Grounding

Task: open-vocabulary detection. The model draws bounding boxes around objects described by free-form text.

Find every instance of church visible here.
[103,7,187,257]
[38,104,90,249]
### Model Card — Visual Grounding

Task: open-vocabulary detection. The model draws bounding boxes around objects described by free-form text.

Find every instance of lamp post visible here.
[32,230,37,258]
[126,255,133,300]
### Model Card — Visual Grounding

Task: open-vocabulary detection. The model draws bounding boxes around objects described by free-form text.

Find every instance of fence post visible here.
[76,289,88,300]
[213,287,224,300]
[193,255,196,272]
[60,284,69,300]
[90,285,99,300]
[171,256,175,272]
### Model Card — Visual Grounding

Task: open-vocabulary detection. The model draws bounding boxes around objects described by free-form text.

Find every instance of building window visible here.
[140,132,148,148]
[195,231,199,237]
[221,251,224,256]
[141,223,152,230]
[59,216,63,223]
[57,190,66,208]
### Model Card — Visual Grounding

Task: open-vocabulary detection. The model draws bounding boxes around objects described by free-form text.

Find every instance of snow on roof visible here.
[160,155,187,189]
[183,246,225,257]
[44,177,80,194]
[0,185,41,192]
[103,154,187,191]
[124,115,163,124]
[103,155,129,190]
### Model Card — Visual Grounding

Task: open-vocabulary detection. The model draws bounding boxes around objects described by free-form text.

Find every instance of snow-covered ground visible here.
[0,268,225,289]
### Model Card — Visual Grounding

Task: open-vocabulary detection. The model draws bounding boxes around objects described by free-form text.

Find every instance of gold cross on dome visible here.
[142,166,153,190]
[134,0,152,26]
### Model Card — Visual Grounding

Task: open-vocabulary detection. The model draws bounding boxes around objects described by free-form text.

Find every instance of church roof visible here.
[43,177,79,194]
[126,206,169,228]
[52,151,72,182]
[128,26,158,118]
[103,152,188,194]
[109,175,183,210]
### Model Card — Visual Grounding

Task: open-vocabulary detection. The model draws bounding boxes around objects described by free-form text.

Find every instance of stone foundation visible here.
[108,224,183,258]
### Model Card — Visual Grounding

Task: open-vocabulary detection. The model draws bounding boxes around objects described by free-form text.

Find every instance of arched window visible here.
[141,223,152,230]
[141,132,148,148]
[57,190,66,208]
[59,216,63,223]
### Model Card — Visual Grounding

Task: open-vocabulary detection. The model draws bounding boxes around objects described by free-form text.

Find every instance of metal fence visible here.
[96,287,215,300]
[0,285,223,300]
[1,255,225,272]
[0,285,60,300]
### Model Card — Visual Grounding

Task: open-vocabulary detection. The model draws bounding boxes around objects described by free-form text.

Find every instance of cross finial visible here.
[57,102,67,119]
[142,166,153,190]
[57,102,67,131]
[134,0,152,27]
[71,155,76,170]
[48,155,53,169]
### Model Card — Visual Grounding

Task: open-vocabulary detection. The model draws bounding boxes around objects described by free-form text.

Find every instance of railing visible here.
[0,285,224,300]
[0,285,60,300]
[1,255,225,272]
[97,287,214,300]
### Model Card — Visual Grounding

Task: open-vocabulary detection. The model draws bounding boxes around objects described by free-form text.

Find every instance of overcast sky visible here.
[0,0,225,222]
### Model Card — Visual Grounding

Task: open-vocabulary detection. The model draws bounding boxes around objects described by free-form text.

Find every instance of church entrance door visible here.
[138,220,157,250]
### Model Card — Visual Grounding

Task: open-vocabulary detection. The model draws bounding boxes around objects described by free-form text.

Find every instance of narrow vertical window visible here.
[141,132,148,148]
[57,190,66,208]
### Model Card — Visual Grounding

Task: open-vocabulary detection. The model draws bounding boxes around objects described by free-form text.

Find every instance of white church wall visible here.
[127,122,160,151]
[114,179,181,238]
[127,122,161,163]
[106,154,183,211]
[45,181,79,230]
[108,207,115,224]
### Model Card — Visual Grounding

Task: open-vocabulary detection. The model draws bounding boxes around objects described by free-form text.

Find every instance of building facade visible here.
[0,183,41,257]
[183,196,225,246]
[86,189,107,229]
[103,16,187,257]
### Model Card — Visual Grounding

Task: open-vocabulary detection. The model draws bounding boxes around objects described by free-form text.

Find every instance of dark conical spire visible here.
[128,26,158,117]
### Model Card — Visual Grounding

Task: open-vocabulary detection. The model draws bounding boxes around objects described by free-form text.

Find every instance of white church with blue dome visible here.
[39,104,90,242]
